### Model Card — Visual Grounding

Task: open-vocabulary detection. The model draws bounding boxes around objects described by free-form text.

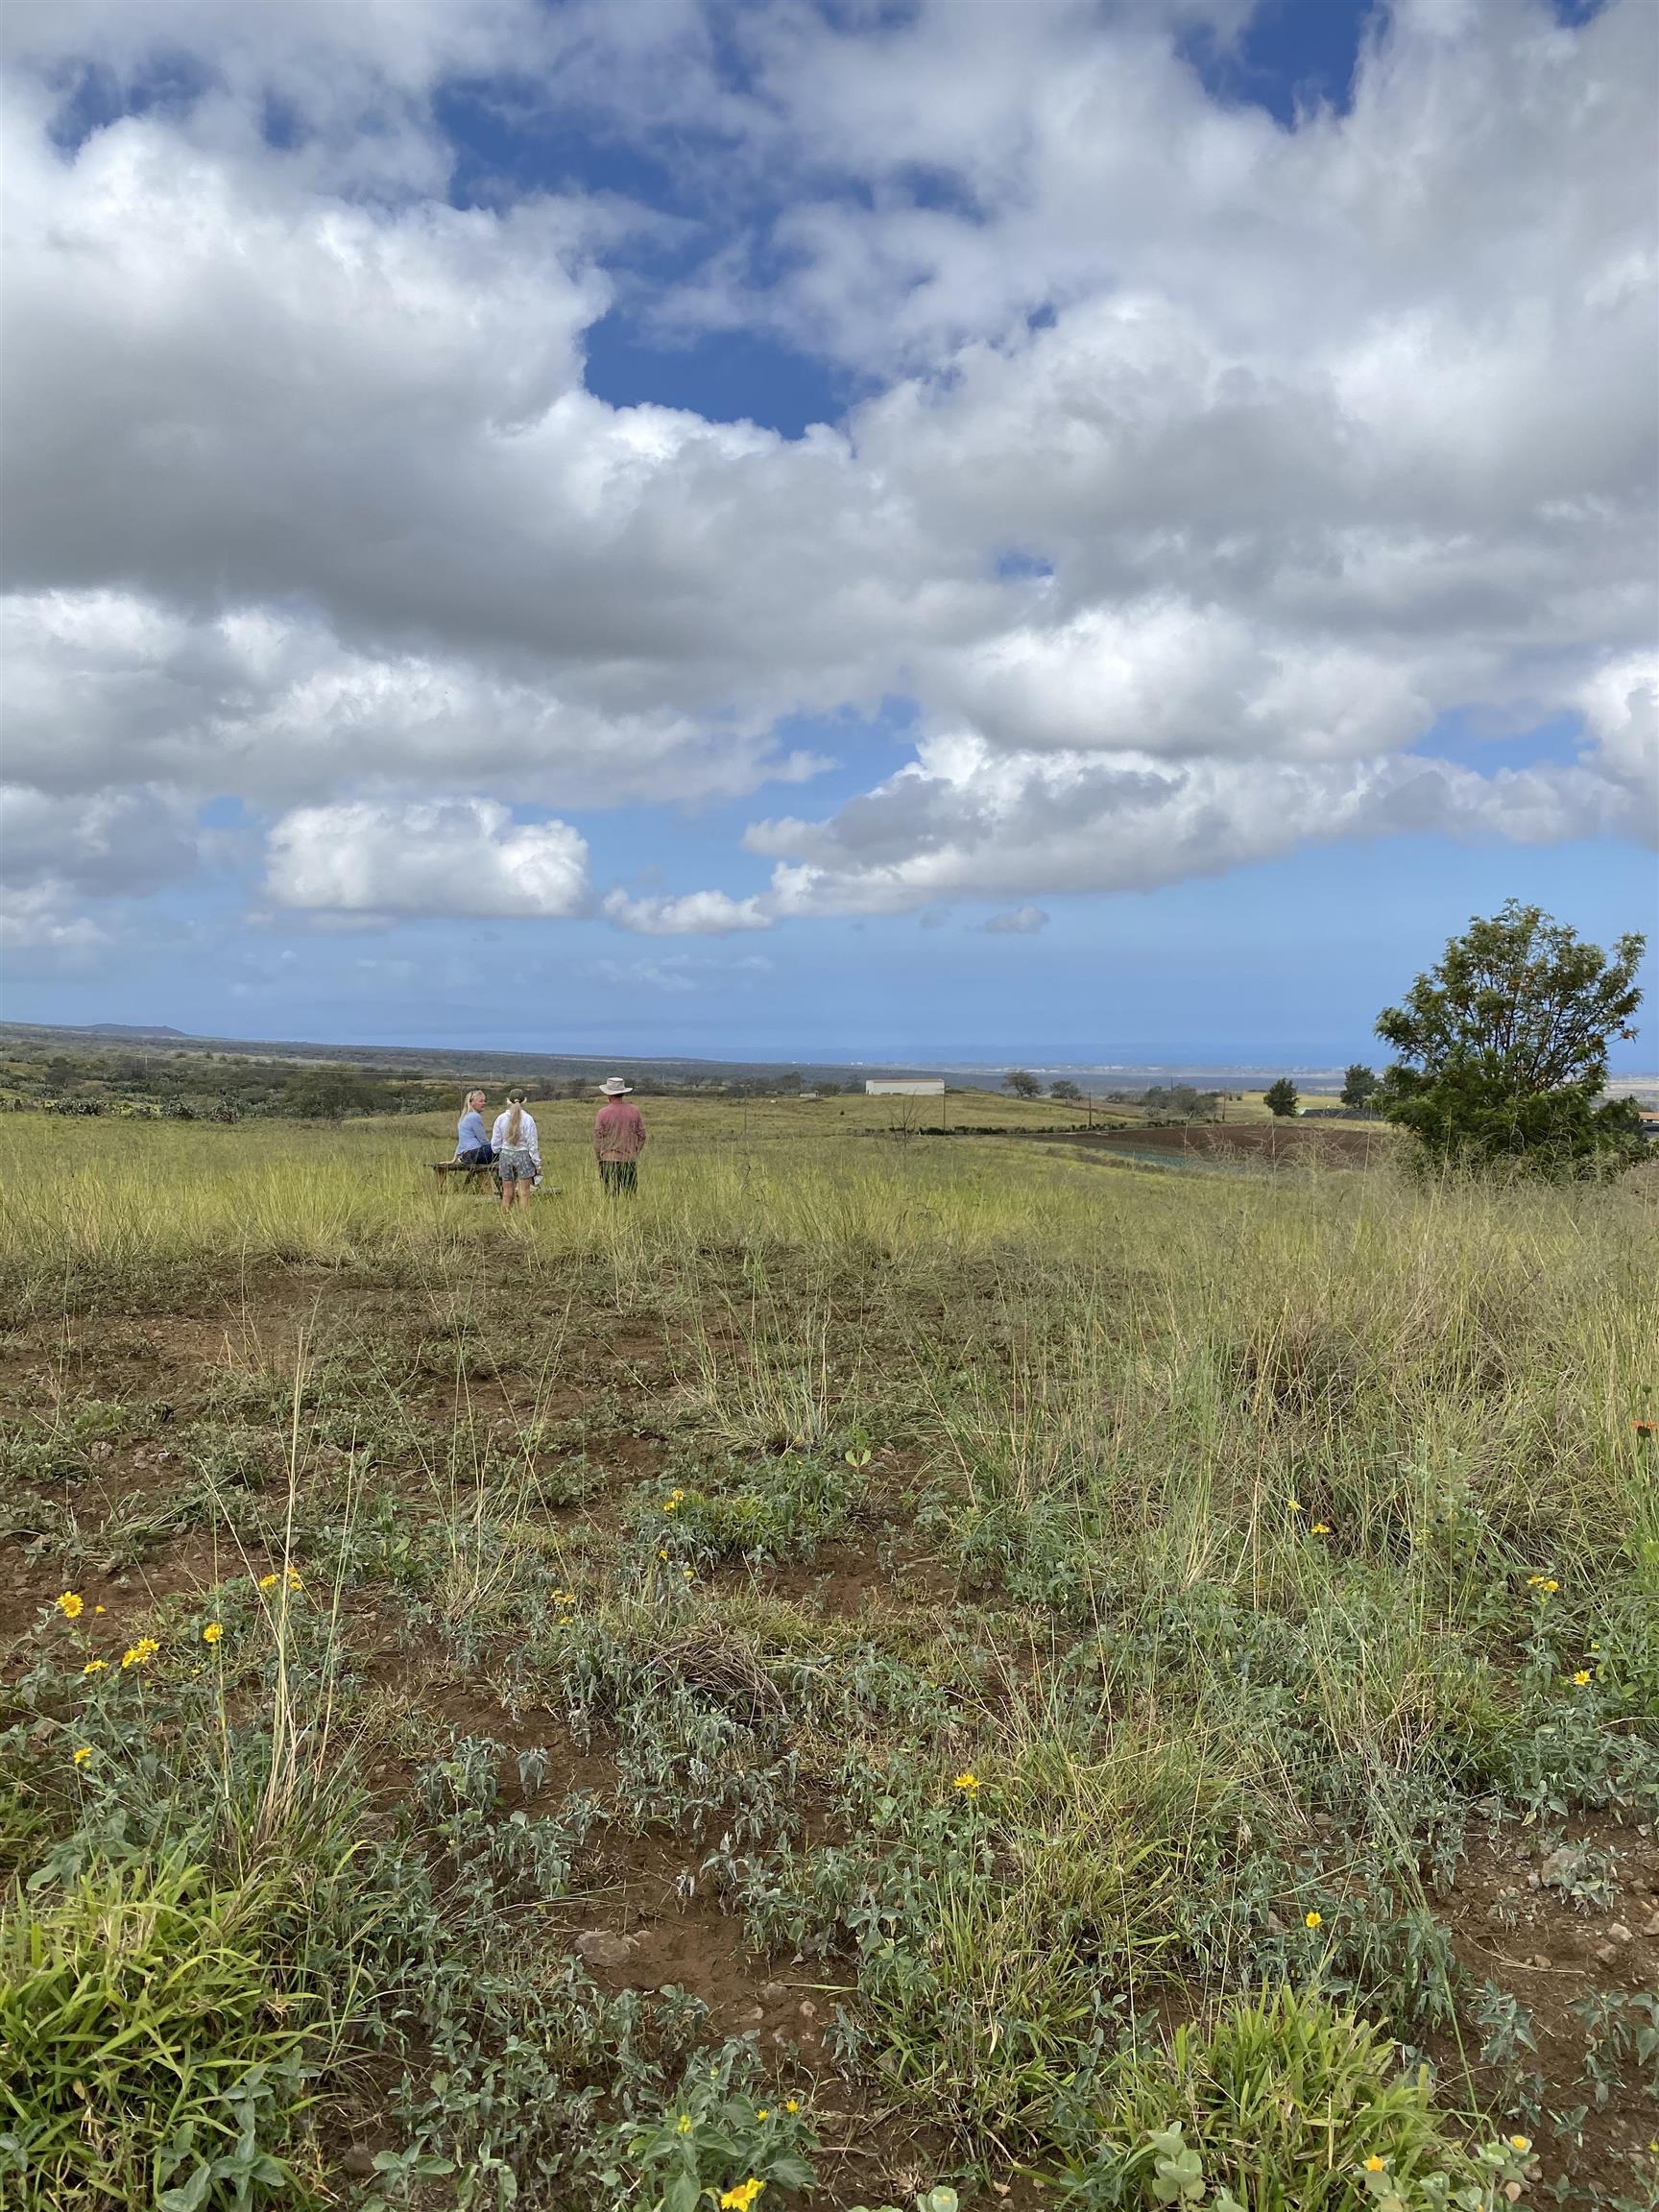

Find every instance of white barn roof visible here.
[865,1077,945,1095]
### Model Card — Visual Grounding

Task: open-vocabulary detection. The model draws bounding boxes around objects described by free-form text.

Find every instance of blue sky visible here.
[2,0,1654,1067]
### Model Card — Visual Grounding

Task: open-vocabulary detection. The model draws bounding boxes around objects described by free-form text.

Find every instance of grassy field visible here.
[1,1107,1655,2212]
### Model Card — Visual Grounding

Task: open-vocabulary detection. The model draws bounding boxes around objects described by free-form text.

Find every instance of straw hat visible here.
[599,1076,633,1095]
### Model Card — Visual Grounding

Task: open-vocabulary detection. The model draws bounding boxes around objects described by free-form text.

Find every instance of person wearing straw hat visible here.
[593,1076,646,1195]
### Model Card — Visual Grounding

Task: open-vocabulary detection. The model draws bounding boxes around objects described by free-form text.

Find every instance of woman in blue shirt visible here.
[455,1091,493,1166]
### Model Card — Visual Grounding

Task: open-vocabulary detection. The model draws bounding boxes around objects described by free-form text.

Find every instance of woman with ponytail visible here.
[491,1088,540,1213]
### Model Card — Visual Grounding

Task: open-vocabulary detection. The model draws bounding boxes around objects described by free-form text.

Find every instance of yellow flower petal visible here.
[1304,1910,1323,1929]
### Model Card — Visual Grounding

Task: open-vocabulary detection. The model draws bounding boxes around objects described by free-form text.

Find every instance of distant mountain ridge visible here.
[80,1023,192,1040]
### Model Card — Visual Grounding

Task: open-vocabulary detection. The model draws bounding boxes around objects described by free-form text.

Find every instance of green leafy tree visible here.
[1376,901,1646,1176]
[1263,1077,1300,1118]
[1339,1063,1379,1110]
[1048,1078,1083,1101]
[1003,1069,1041,1098]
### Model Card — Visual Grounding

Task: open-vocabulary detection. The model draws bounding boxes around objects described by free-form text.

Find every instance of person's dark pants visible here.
[459,1145,494,1167]
[599,1160,637,1196]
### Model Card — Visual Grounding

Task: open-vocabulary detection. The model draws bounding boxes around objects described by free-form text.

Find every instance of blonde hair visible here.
[505,1088,526,1146]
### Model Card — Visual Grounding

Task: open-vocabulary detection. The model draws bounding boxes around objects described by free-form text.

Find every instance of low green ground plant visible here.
[1056,1988,1537,2210]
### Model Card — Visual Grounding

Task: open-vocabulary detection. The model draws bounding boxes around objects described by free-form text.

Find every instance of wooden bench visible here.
[431,1160,498,1193]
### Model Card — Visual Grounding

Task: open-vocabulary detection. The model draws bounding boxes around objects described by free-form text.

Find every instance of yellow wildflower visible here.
[121,1638,158,1669]
[1305,1910,1323,1929]
[258,1572,280,1590]
[1287,1498,1304,1512]
[203,1622,224,1645]
[674,2114,693,2136]
[285,1568,303,1591]
[1310,1522,1331,1535]
[1508,2136,1531,2154]
[952,1771,981,1794]
[756,2108,769,2122]
[56,1591,84,1620]
[94,1605,106,1615]
[1364,2155,1387,2173]
[1540,1578,1558,1596]
[72,1745,92,1767]
[657,1547,669,1562]
[1572,1669,1591,1687]
[719,2182,764,2212]
[83,1658,108,1675]
[683,1566,694,1580]
[784,2098,800,2114]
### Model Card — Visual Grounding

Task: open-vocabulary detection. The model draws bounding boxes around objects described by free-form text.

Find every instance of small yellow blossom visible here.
[663,1488,685,1513]
[56,1591,84,1620]
[1540,1578,1558,1596]
[1572,1669,1592,1687]
[1310,1522,1331,1536]
[1286,1498,1304,1512]
[72,1745,92,1767]
[952,1771,981,1794]
[1526,1574,1547,1587]
[1364,2155,1387,2173]
[121,1638,159,1669]
[756,2109,769,2122]
[657,1547,669,1562]
[83,1658,108,1675]
[1305,1910,1323,1929]
[203,1622,224,1645]
[258,1572,280,1590]
[94,1605,106,1615]
[674,2113,693,2136]
[719,2182,764,2212]
[1508,2135,1531,2154]
[683,1566,694,1580]
[783,2098,800,2114]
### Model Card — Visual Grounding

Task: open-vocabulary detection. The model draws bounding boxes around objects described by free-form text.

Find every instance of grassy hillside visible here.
[1,1114,1654,2211]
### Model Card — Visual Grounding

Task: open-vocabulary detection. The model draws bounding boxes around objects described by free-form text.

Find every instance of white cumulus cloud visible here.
[602,888,772,935]
[264,799,590,918]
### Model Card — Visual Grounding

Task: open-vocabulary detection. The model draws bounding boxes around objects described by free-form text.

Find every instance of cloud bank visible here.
[1,0,1653,954]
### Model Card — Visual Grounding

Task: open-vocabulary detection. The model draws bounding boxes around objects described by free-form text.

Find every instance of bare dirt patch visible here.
[1022,1121,1393,1166]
